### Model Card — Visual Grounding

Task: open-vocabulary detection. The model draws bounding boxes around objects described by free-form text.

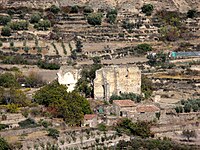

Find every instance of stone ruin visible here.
[57,66,81,92]
[94,65,141,101]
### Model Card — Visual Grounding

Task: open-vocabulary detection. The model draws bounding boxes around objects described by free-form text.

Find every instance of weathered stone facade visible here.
[94,65,141,100]
[57,66,81,92]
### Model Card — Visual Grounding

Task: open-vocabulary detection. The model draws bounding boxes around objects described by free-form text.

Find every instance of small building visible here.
[83,114,98,127]
[113,100,136,117]
[57,66,81,92]
[135,105,160,121]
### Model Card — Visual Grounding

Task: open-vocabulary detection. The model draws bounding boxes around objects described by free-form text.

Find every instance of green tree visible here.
[34,20,51,30]
[30,13,41,24]
[1,26,11,36]
[0,73,19,88]
[116,118,152,138]
[34,81,67,106]
[141,4,154,16]
[184,103,192,113]
[175,106,183,113]
[70,5,79,13]
[34,81,91,125]
[182,130,197,141]
[0,137,10,150]
[135,43,152,55]
[0,15,11,25]
[141,75,153,99]
[192,104,199,112]
[92,56,101,64]
[106,9,118,24]
[83,6,94,14]
[49,5,60,14]
[87,13,103,26]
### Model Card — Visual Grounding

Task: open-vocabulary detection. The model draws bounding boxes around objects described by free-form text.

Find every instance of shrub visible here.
[23,46,30,53]
[49,5,60,14]
[37,61,60,70]
[0,41,2,47]
[47,128,60,139]
[30,13,41,24]
[106,9,118,24]
[70,5,79,13]
[182,130,197,141]
[34,19,51,30]
[10,41,14,47]
[1,26,11,36]
[97,123,107,131]
[187,9,197,18]
[87,13,103,26]
[8,21,29,30]
[0,15,11,25]
[18,118,37,128]
[184,103,192,113]
[6,103,19,113]
[175,106,183,113]
[141,4,154,16]
[0,137,10,150]
[84,6,94,14]
[135,43,152,55]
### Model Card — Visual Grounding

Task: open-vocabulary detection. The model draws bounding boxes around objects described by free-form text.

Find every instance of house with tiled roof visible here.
[113,100,136,117]
[134,104,160,121]
[83,114,98,127]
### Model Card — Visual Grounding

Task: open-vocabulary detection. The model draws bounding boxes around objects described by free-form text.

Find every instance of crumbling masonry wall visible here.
[94,65,141,100]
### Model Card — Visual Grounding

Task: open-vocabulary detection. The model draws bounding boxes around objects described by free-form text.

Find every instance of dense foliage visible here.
[30,13,41,24]
[87,13,103,26]
[37,61,60,70]
[34,20,51,30]
[114,138,195,150]
[141,4,154,16]
[0,73,19,88]
[134,43,152,55]
[34,81,92,125]
[141,75,153,99]
[0,137,10,150]
[110,92,142,103]
[8,21,29,30]
[115,118,153,138]
[106,9,118,24]
[1,26,11,36]
[18,118,37,128]
[187,9,197,18]
[0,15,11,25]
[175,99,200,113]
[75,64,102,97]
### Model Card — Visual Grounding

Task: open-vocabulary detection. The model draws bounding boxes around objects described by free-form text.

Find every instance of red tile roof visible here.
[84,114,97,120]
[136,105,160,113]
[113,100,135,107]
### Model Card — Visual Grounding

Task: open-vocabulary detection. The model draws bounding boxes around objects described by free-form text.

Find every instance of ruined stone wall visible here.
[57,66,81,92]
[94,65,141,100]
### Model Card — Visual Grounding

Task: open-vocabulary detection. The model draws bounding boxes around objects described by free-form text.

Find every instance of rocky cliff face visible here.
[0,0,199,12]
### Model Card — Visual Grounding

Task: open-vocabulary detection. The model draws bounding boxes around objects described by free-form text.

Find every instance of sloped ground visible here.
[0,0,199,12]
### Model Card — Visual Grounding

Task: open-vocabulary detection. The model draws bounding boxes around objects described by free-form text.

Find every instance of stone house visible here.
[83,114,98,127]
[94,65,141,101]
[113,100,136,117]
[133,105,160,121]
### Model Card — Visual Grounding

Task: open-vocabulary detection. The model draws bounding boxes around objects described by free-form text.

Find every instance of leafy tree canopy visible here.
[0,137,10,150]
[87,13,103,26]
[141,4,154,16]
[34,81,92,125]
